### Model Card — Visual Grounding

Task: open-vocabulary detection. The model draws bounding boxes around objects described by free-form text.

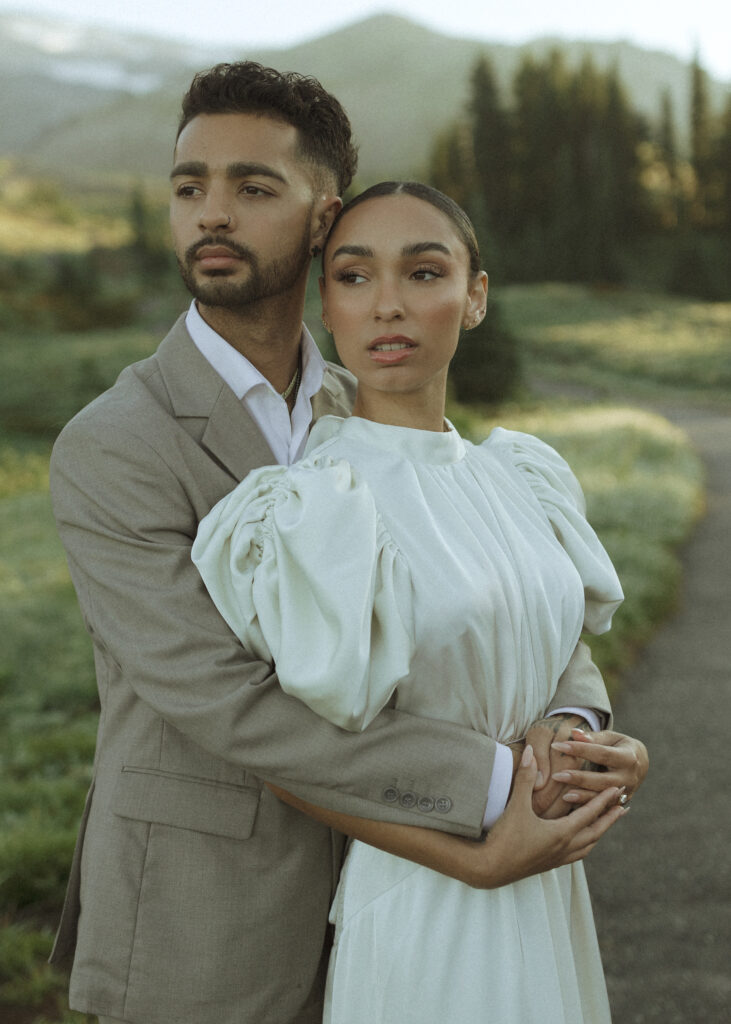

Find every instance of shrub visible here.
[450,301,522,404]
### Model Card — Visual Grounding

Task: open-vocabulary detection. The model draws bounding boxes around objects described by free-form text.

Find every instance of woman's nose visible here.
[374,282,404,321]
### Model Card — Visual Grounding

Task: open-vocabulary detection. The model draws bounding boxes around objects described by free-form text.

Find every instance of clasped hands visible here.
[508,713,649,820]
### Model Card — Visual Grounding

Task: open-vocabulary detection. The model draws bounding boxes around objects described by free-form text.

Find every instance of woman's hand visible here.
[464,744,627,889]
[548,728,649,807]
[265,741,630,892]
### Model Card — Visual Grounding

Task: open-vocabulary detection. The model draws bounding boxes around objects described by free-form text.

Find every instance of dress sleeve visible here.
[192,456,415,731]
[489,428,624,635]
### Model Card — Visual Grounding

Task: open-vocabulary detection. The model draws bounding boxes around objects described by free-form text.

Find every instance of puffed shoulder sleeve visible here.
[489,427,624,634]
[192,457,415,731]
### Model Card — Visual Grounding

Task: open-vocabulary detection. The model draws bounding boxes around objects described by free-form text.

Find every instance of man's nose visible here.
[198,196,234,232]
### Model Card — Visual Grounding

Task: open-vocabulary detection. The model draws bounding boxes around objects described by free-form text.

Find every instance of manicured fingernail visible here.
[563,791,581,803]
[571,728,589,737]
[535,771,544,787]
[521,744,534,767]
[551,741,572,752]
[552,771,572,782]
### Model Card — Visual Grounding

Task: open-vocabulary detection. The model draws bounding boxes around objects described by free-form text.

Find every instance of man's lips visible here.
[194,246,243,269]
[368,336,417,364]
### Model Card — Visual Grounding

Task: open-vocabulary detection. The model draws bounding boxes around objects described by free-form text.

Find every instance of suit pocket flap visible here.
[113,767,260,840]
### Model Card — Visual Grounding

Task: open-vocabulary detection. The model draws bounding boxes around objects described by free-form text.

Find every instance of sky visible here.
[2,0,730,82]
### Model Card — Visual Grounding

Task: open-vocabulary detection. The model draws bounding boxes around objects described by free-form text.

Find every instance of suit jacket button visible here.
[383,787,400,803]
[418,796,435,813]
[400,791,417,808]
[435,796,453,814]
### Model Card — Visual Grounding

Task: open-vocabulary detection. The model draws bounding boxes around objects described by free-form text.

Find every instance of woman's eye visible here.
[412,266,443,281]
[334,270,367,285]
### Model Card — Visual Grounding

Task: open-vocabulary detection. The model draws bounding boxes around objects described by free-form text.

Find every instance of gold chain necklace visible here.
[280,365,301,403]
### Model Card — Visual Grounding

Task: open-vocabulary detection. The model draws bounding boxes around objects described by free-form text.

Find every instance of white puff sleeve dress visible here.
[192,414,624,1024]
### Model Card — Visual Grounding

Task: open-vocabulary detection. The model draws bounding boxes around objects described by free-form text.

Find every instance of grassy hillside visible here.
[3,12,728,183]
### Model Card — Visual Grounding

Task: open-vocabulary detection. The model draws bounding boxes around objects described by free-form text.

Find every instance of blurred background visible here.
[0,2,728,1021]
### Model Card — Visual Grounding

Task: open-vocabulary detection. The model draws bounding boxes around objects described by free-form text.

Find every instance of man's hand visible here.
[549,728,649,805]
[526,713,590,819]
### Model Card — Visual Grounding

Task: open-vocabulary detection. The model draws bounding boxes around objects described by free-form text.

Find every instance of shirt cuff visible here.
[481,742,514,831]
[549,706,604,733]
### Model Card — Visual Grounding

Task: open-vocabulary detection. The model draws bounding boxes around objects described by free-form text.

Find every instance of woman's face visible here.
[320,194,487,400]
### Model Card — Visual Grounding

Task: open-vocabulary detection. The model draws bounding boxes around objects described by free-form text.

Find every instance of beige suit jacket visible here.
[49,315,611,1024]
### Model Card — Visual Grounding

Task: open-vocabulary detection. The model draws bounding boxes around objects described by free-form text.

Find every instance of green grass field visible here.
[0,282,711,1022]
[499,283,731,400]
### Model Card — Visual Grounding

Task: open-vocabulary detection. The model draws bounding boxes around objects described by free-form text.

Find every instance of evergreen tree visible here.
[469,56,513,239]
[716,96,731,234]
[429,121,476,211]
[690,54,713,226]
[657,89,684,229]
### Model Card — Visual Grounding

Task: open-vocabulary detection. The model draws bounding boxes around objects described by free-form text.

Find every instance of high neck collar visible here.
[309,415,466,465]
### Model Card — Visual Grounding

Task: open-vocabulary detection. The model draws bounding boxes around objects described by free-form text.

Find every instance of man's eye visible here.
[175,185,200,198]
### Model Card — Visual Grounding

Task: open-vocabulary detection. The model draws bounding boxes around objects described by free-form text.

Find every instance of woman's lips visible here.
[368,336,416,365]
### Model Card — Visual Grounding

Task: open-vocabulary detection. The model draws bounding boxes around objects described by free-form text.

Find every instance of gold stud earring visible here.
[321,316,332,333]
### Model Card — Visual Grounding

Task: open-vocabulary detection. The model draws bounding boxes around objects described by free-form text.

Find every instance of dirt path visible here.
[584,404,731,1022]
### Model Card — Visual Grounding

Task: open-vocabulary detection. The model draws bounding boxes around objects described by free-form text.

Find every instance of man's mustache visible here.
[185,236,256,263]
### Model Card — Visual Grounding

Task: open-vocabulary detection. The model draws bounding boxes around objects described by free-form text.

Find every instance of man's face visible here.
[170,113,321,312]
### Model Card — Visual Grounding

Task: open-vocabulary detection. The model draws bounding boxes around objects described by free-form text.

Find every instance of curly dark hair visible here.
[177,61,358,194]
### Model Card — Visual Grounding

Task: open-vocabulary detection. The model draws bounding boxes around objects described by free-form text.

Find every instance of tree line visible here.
[430,50,731,300]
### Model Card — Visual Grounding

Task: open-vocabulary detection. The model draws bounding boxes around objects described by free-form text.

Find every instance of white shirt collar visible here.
[185,300,326,401]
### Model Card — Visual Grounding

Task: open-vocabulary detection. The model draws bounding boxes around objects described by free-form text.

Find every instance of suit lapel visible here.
[312,366,357,422]
[153,315,355,482]
[155,316,276,482]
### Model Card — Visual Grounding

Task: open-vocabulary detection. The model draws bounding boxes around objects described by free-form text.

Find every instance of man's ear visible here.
[311,196,342,253]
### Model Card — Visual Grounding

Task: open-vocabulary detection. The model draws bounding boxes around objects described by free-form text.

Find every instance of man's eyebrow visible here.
[170,160,206,180]
[169,161,288,184]
[226,162,288,184]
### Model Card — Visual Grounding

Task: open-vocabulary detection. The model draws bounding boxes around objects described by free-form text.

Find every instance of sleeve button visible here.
[435,796,453,814]
[383,787,400,803]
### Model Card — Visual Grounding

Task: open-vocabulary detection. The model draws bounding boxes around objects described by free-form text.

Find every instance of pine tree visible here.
[690,54,713,226]
[468,56,513,240]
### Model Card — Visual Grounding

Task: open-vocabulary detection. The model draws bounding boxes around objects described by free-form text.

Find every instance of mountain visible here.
[0,11,728,185]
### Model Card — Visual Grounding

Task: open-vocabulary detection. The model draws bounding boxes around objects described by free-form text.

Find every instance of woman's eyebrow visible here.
[330,241,451,260]
[330,244,375,259]
[402,242,451,257]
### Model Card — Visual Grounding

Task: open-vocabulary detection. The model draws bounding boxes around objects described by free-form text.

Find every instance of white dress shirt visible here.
[186,301,325,466]
[186,300,601,829]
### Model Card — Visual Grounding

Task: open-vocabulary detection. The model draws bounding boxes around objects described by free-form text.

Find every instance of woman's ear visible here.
[462,271,488,330]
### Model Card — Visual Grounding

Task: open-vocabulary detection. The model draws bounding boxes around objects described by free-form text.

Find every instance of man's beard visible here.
[177,225,312,310]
